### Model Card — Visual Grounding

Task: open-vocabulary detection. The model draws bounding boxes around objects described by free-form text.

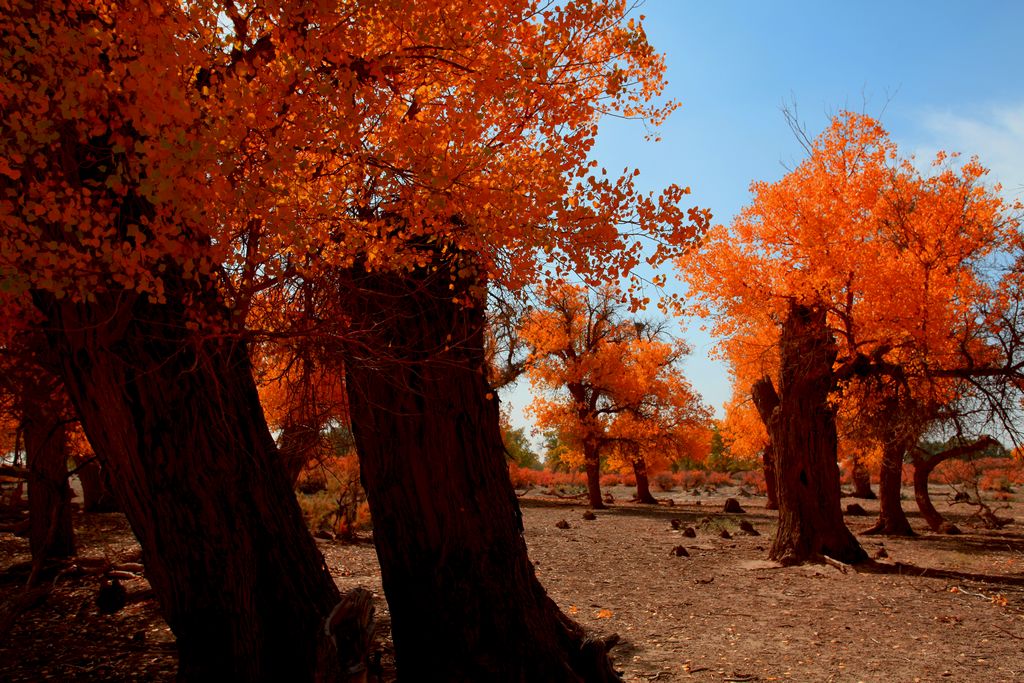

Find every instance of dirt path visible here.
[1,486,1022,682]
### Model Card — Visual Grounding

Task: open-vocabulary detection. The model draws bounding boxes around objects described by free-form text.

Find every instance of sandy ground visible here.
[1,484,1023,682]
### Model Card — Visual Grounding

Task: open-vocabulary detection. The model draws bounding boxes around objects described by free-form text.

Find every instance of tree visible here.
[0,318,76,562]
[752,304,866,564]
[3,1,706,678]
[685,111,1020,553]
[720,393,778,508]
[523,283,707,507]
[502,419,542,470]
[2,4,368,677]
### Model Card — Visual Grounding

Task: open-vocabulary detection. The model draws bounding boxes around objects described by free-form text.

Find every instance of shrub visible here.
[676,469,706,489]
[706,471,734,488]
[296,454,370,541]
[980,469,1014,493]
[654,472,675,491]
[738,469,767,493]
[934,459,976,486]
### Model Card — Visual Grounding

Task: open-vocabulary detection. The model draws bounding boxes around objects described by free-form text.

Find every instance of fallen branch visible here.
[0,464,29,479]
[822,555,852,574]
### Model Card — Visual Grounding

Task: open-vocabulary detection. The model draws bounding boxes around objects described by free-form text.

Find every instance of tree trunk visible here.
[750,381,780,511]
[751,304,866,566]
[632,457,657,504]
[78,459,120,513]
[910,438,994,535]
[33,292,354,681]
[864,438,915,536]
[22,384,75,561]
[851,453,876,499]
[762,443,779,510]
[912,455,958,534]
[583,439,607,510]
[339,256,621,682]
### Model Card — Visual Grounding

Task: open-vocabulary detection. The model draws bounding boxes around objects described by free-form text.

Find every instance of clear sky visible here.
[502,0,1024,440]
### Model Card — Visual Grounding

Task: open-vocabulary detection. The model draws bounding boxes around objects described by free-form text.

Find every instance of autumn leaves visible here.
[685,112,1022,560]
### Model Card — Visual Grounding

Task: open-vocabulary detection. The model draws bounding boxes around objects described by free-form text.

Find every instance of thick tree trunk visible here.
[339,257,621,682]
[33,292,353,681]
[864,438,915,536]
[750,381,780,511]
[851,453,876,499]
[22,385,75,561]
[762,443,779,510]
[751,304,866,566]
[583,439,606,510]
[78,459,120,513]
[632,457,657,504]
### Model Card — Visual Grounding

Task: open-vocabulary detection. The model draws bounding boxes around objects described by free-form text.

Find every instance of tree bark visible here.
[583,439,607,510]
[22,383,75,561]
[750,380,780,511]
[851,453,876,499]
[33,292,354,681]
[339,255,621,682]
[910,437,995,534]
[761,443,779,510]
[632,456,657,505]
[864,437,915,536]
[751,304,866,566]
[912,455,957,534]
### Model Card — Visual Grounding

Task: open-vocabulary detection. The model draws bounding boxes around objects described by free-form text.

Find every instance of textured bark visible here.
[33,292,352,681]
[340,256,621,682]
[750,381,780,511]
[752,304,866,566]
[912,456,955,534]
[910,438,994,534]
[22,385,75,561]
[851,454,876,499]
[762,443,779,510]
[583,440,607,510]
[864,438,915,536]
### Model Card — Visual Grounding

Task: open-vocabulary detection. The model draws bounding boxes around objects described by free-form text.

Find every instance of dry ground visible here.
[1,484,1023,682]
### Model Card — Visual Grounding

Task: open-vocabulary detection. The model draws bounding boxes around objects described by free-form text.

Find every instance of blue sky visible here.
[503,0,1024,438]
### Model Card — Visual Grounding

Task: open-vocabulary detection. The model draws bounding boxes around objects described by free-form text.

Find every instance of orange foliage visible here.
[1,0,707,332]
[522,282,710,476]
[685,111,1022,456]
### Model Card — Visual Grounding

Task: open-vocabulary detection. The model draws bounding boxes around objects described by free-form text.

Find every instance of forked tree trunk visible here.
[864,438,915,536]
[751,304,866,566]
[339,256,621,682]
[910,438,994,535]
[22,384,75,561]
[632,456,657,505]
[33,291,355,681]
[750,383,780,511]
[78,459,120,513]
[851,453,876,499]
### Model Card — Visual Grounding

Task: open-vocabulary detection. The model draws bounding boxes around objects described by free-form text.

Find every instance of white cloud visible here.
[913,102,1024,198]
